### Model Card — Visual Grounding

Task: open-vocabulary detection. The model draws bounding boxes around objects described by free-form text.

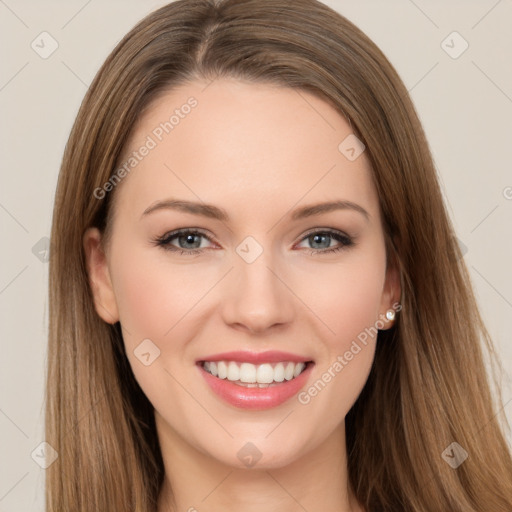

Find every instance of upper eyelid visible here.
[165,228,218,243]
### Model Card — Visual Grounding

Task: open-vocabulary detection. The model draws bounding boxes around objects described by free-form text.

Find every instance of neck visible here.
[156,415,364,512]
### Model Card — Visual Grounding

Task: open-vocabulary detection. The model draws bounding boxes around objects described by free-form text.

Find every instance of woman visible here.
[46,0,512,510]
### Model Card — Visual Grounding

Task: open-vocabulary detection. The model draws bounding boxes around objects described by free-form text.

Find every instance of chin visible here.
[203,435,310,471]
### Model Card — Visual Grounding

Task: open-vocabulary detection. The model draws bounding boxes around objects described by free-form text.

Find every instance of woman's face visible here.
[84,78,400,470]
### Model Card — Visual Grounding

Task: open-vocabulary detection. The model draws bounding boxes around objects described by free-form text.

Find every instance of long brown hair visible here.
[47,0,512,510]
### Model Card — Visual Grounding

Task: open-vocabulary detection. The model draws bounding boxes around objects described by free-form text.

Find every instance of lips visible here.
[196,351,314,410]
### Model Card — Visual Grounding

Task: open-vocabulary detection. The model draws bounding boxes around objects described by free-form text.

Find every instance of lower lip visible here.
[198,362,314,410]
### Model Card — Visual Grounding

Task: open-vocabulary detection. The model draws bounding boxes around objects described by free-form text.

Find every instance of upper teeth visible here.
[203,361,306,384]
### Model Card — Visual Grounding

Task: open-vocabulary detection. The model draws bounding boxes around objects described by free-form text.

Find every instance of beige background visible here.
[1,0,511,510]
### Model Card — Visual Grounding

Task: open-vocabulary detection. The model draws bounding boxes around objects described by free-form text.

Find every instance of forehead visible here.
[113,78,379,226]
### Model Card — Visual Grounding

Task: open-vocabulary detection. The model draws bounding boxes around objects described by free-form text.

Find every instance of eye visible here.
[152,228,355,256]
[152,228,216,255]
[295,229,355,255]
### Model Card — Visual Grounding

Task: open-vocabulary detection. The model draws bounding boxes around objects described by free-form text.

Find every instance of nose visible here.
[221,249,295,335]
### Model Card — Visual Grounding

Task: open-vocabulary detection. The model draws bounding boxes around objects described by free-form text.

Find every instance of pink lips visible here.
[197,350,314,410]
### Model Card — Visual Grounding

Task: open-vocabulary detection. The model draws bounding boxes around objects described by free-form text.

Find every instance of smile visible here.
[202,360,307,387]
[197,351,314,410]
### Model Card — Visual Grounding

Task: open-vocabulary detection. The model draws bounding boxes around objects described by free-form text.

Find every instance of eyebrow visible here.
[141,198,370,222]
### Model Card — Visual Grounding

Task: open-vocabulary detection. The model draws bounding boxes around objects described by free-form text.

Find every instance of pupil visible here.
[311,234,329,249]
[180,234,200,249]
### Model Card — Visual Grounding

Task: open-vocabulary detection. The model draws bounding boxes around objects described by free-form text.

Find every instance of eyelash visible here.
[152,228,355,256]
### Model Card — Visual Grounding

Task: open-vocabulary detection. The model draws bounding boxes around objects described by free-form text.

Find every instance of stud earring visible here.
[385,309,396,321]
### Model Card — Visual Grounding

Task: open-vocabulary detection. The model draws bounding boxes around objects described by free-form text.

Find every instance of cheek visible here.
[294,250,385,414]
[306,251,386,349]
[109,243,211,347]
[113,262,167,344]
[108,245,205,416]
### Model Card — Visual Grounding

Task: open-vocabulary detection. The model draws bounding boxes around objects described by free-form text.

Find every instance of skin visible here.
[84,78,400,512]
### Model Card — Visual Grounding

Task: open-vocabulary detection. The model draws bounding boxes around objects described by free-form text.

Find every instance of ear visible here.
[83,227,119,324]
[378,257,402,330]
